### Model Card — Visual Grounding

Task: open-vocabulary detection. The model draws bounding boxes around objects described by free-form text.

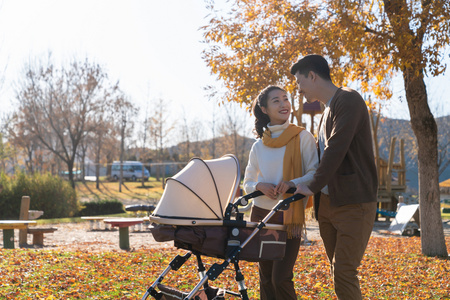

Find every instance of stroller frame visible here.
[141,189,304,300]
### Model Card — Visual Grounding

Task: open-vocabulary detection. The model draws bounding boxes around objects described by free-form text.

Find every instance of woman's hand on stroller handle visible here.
[240,187,298,202]
[256,182,278,200]
[255,181,296,200]
[274,180,295,197]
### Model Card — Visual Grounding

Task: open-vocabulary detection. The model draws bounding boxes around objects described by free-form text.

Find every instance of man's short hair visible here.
[290,54,332,81]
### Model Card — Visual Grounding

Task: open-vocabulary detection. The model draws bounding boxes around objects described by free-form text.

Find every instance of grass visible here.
[75,177,164,204]
[1,237,449,299]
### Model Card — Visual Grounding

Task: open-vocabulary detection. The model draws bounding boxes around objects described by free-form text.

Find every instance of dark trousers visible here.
[318,193,377,300]
[251,206,300,300]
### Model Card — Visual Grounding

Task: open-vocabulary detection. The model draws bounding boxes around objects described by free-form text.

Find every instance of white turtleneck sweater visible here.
[243,120,319,210]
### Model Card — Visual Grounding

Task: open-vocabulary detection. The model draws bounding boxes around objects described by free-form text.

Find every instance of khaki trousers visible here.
[251,206,300,300]
[318,193,377,300]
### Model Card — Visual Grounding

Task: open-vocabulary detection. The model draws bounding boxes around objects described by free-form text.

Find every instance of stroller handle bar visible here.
[273,192,305,212]
[224,188,300,220]
[235,187,297,205]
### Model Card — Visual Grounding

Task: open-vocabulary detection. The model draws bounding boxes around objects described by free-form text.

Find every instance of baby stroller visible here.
[142,154,304,300]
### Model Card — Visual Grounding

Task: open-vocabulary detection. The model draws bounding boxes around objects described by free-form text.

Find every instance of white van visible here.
[111,161,150,181]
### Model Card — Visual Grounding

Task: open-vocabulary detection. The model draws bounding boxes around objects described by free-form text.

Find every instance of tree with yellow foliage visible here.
[202,0,449,256]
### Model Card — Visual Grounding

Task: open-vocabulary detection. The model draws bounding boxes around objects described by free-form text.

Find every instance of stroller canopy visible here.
[153,155,240,220]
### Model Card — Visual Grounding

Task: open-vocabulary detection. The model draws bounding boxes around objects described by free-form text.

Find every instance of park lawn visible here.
[75,177,164,203]
[1,237,449,299]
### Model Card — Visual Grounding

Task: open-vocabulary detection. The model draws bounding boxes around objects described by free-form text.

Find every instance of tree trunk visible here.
[119,126,125,193]
[27,148,34,174]
[95,143,101,190]
[80,150,86,183]
[68,160,75,189]
[403,68,448,257]
[141,164,145,187]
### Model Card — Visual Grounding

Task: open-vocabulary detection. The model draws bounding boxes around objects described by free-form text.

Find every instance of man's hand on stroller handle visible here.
[295,183,313,196]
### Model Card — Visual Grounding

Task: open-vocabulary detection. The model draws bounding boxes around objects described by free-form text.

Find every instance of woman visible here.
[243,85,318,300]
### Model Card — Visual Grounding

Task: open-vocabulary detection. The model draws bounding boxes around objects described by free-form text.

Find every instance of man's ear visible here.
[309,71,316,80]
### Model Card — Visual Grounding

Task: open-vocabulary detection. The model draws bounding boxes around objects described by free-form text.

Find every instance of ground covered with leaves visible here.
[1,236,449,299]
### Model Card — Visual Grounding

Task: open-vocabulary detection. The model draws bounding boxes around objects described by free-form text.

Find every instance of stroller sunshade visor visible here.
[152,155,240,220]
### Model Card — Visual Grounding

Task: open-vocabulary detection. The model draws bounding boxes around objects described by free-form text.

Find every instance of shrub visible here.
[78,199,125,216]
[0,171,79,219]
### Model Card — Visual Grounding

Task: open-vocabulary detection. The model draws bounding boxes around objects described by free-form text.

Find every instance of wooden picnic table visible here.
[104,218,145,250]
[0,220,37,249]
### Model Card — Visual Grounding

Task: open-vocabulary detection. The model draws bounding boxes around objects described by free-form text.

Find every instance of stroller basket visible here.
[151,223,287,262]
[142,155,305,300]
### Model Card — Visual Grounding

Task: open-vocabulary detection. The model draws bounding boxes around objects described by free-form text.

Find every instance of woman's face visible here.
[261,89,291,125]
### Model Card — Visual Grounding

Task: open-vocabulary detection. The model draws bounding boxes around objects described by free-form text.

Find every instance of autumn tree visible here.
[0,133,13,172]
[149,97,175,182]
[0,114,16,172]
[138,105,151,186]
[135,85,154,186]
[14,58,115,188]
[86,84,123,189]
[113,95,136,192]
[217,101,252,174]
[209,105,219,158]
[202,0,449,256]
[190,120,206,158]
[179,109,192,161]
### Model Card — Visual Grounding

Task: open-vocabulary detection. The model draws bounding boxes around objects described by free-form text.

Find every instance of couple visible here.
[243,54,378,300]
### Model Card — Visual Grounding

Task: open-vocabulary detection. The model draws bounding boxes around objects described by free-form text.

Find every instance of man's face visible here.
[294,71,314,103]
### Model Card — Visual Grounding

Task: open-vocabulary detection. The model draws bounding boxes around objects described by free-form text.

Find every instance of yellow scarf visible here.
[262,123,312,239]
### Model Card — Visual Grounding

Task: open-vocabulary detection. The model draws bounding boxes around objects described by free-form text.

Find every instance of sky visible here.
[0,0,235,139]
[0,0,448,142]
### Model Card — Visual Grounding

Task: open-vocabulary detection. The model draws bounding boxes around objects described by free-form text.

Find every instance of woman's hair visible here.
[252,85,285,138]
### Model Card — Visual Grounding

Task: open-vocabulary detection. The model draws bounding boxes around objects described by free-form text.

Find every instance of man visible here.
[291,54,378,300]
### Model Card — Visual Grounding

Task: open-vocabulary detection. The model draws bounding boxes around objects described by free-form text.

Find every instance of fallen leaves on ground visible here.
[1,237,449,299]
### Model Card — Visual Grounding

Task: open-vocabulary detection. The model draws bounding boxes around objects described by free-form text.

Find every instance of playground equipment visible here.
[376,137,407,214]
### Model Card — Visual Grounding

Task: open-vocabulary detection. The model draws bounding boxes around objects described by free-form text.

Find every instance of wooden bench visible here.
[0,220,37,249]
[81,216,112,230]
[19,196,57,247]
[104,218,145,250]
[27,227,57,246]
